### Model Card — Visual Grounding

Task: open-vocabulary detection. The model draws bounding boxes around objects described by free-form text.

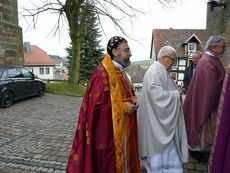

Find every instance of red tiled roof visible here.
[54,61,62,65]
[24,45,56,66]
[152,29,206,57]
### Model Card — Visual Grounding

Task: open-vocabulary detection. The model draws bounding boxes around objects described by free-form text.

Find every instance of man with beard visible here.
[183,36,226,162]
[67,36,141,173]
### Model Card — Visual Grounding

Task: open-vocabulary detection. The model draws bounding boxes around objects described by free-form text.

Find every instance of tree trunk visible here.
[69,29,81,85]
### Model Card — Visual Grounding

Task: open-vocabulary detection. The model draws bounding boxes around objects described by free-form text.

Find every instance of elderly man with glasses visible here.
[138,46,188,173]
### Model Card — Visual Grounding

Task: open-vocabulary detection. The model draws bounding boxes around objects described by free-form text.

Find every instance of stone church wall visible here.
[0,0,23,66]
[206,0,230,67]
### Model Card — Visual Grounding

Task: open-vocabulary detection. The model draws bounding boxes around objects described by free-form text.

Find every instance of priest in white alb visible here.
[138,46,188,173]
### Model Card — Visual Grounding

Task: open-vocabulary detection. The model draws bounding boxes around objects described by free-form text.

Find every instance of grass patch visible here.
[46,82,87,96]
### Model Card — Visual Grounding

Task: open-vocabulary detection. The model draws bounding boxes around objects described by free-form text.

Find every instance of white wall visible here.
[25,66,55,80]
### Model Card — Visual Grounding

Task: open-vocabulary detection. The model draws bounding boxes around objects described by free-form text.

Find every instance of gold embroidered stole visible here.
[102,53,139,172]
[115,65,140,173]
[102,53,126,172]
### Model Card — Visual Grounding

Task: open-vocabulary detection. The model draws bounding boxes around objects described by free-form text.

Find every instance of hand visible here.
[132,98,139,110]
[127,102,138,115]
[176,85,182,102]
[176,85,182,95]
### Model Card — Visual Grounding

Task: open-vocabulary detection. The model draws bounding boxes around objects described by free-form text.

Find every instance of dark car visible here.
[0,66,46,108]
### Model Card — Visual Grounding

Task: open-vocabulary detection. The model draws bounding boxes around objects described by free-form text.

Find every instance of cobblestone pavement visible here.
[0,92,208,173]
[0,93,83,173]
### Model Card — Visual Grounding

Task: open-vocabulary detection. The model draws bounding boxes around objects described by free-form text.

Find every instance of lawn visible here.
[46,81,87,96]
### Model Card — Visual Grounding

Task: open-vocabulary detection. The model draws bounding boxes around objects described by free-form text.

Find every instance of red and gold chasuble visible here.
[67,53,141,173]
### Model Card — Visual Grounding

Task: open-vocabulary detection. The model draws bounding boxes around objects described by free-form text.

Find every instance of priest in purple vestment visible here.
[209,62,230,173]
[183,36,226,162]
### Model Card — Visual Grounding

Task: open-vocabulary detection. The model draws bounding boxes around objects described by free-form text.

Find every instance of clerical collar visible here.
[112,60,124,71]
[205,51,215,57]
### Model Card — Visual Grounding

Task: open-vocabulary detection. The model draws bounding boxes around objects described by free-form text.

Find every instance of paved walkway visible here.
[0,92,208,173]
[0,93,83,173]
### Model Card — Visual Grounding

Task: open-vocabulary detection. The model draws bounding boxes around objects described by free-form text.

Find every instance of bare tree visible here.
[19,0,178,85]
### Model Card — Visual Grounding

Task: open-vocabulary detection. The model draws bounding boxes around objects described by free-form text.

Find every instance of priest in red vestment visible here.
[183,36,226,162]
[66,36,141,173]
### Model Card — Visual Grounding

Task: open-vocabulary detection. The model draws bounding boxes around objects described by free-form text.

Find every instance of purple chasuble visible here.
[183,53,225,148]
[208,62,230,172]
[210,74,230,173]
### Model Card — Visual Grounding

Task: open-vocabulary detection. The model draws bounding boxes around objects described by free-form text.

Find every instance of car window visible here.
[1,70,8,79]
[8,68,23,78]
[0,68,4,78]
[21,68,33,78]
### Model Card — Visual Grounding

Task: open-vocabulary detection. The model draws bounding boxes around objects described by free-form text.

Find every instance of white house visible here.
[23,42,56,80]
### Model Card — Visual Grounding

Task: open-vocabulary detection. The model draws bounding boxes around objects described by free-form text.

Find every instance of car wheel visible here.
[38,85,45,96]
[1,91,13,108]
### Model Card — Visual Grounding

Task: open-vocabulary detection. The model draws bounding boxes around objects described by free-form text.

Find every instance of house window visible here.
[45,67,50,74]
[188,43,196,54]
[171,72,177,81]
[39,68,44,75]
[171,59,178,68]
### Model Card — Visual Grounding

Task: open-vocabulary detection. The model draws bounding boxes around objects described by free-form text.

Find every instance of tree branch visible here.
[70,0,84,19]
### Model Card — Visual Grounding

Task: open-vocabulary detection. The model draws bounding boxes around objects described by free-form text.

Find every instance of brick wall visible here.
[0,0,23,66]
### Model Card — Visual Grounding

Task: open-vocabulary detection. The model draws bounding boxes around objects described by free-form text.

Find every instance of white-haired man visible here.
[138,46,188,173]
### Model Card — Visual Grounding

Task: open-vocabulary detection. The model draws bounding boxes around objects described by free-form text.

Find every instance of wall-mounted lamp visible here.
[207,0,226,11]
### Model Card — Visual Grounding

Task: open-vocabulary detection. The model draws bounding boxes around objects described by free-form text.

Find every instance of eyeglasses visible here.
[117,47,131,53]
[218,45,226,49]
[166,56,176,61]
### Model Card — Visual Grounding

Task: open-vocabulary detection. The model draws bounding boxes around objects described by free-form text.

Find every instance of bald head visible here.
[157,46,177,70]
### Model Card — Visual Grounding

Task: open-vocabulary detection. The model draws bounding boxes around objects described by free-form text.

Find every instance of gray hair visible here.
[192,51,203,57]
[204,36,226,51]
[157,46,176,59]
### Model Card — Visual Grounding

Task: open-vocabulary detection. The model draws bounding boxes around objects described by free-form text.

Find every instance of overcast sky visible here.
[17,0,207,61]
